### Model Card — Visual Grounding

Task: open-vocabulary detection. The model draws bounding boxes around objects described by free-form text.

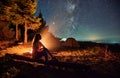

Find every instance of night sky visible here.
[35,0,120,43]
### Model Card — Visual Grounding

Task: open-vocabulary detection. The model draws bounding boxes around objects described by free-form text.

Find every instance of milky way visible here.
[35,0,120,43]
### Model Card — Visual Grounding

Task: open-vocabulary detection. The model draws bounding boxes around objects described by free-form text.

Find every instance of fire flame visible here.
[30,48,32,54]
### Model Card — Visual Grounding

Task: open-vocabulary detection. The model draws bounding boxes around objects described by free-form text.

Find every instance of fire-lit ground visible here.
[0,42,120,78]
[1,43,120,63]
[0,44,32,57]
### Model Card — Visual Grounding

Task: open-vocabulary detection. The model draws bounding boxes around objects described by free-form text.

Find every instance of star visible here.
[35,0,120,43]
[52,22,55,25]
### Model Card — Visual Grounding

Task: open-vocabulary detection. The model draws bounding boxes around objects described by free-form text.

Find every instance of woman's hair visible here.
[33,34,41,43]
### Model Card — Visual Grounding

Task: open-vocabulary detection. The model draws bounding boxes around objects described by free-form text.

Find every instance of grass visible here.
[53,46,119,64]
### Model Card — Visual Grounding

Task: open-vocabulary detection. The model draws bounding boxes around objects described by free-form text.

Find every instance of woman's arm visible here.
[44,48,53,58]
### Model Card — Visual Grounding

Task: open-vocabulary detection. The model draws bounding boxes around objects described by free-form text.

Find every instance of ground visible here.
[0,41,120,78]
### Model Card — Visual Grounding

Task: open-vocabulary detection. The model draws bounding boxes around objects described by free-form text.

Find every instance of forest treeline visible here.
[0,0,46,43]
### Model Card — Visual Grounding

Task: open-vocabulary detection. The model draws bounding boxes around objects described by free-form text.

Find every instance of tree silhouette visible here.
[36,11,46,33]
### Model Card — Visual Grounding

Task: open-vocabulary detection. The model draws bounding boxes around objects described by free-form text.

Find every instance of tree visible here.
[36,12,46,33]
[1,0,23,41]
[1,0,41,43]
[16,0,41,44]
[4,6,23,41]
[23,16,41,44]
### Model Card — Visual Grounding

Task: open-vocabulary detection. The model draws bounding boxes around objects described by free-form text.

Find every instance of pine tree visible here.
[36,12,46,33]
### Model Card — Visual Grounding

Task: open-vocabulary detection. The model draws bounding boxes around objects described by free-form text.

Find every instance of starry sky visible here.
[35,0,120,43]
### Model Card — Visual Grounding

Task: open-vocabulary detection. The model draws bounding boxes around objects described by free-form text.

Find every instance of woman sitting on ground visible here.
[32,34,53,63]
